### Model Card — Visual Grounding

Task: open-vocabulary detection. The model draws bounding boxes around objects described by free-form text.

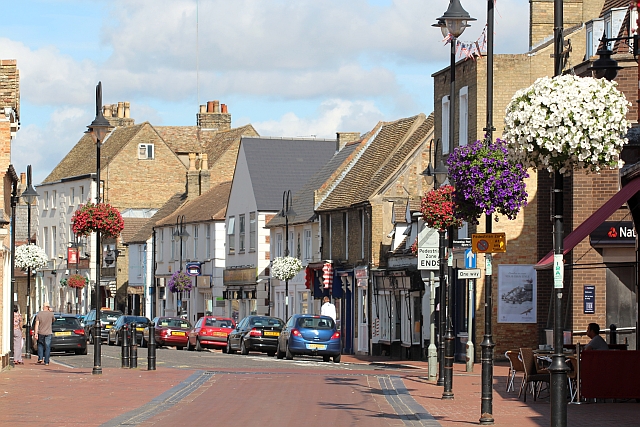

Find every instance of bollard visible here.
[148,321,156,371]
[130,322,138,369]
[609,324,617,345]
[121,324,130,368]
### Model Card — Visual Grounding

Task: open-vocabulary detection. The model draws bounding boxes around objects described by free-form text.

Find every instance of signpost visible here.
[458,269,481,280]
[418,227,440,271]
[472,233,506,253]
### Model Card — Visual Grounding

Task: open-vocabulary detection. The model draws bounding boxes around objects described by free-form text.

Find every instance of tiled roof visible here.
[154,126,206,153]
[126,193,187,244]
[600,0,629,17]
[121,218,149,244]
[316,113,432,211]
[155,181,232,227]
[204,124,259,165]
[42,123,146,183]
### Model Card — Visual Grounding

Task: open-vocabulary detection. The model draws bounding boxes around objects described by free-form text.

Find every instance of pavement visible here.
[1,354,638,427]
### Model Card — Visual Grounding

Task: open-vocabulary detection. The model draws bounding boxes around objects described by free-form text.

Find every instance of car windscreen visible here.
[296,317,334,329]
[158,318,191,328]
[250,317,283,328]
[204,319,232,328]
[124,316,149,324]
[53,317,81,329]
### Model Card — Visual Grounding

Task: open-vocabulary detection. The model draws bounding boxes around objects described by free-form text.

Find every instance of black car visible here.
[226,315,284,356]
[108,315,151,346]
[83,309,123,343]
[29,314,87,355]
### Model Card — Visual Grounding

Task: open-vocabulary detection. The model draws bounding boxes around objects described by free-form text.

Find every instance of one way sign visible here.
[465,248,476,269]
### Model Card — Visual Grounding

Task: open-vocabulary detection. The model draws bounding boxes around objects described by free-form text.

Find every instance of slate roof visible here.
[126,193,187,244]
[316,113,433,211]
[241,137,338,212]
[265,139,362,228]
[155,181,232,227]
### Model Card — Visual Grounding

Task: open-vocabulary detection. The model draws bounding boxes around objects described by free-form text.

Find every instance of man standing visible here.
[584,322,609,351]
[321,296,336,322]
[34,303,55,365]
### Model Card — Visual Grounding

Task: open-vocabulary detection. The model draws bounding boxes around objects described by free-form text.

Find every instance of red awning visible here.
[535,175,640,270]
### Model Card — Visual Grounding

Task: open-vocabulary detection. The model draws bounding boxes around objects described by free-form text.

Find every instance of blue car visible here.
[276,314,341,363]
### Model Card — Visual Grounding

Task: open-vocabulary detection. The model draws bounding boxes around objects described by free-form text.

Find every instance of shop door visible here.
[357,286,368,353]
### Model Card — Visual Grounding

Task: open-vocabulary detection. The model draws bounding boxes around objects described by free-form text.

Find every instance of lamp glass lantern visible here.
[86,111,111,144]
[21,185,39,206]
[589,47,621,81]
[437,0,475,38]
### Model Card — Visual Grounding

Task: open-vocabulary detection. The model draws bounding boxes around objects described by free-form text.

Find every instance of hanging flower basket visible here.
[168,270,193,293]
[503,75,630,175]
[67,274,87,289]
[420,185,463,231]
[448,137,529,224]
[272,256,303,281]
[15,244,48,270]
[71,202,125,238]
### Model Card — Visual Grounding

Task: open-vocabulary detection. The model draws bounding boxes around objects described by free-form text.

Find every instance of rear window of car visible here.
[205,319,232,328]
[250,317,283,328]
[54,317,81,328]
[159,318,191,328]
[124,316,149,324]
[296,317,334,329]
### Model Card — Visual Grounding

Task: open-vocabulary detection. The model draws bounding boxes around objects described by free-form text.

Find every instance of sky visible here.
[0,0,530,184]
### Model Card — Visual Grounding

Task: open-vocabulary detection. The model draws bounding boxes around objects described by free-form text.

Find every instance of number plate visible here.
[306,343,326,350]
[105,325,112,329]
[136,327,144,332]
[263,331,280,337]
[213,331,227,337]
[172,331,186,336]
[54,331,72,337]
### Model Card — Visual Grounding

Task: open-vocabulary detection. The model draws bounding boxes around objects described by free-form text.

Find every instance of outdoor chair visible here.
[505,350,525,393]
[566,355,578,402]
[519,348,551,402]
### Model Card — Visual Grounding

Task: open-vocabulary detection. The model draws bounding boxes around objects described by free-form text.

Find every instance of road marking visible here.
[379,376,441,426]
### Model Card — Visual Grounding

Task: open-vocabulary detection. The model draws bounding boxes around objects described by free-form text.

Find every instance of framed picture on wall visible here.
[498,264,537,323]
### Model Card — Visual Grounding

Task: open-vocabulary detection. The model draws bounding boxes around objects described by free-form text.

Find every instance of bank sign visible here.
[589,221,636,247]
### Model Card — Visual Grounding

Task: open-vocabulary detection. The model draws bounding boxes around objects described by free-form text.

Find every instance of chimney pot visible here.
[124,102,130,118]
[213,100,220,113]
[221,104,228,113]
[20,172,26,185]
[207,101,214,113]
[200,105,206,113]
[117,102,124,118]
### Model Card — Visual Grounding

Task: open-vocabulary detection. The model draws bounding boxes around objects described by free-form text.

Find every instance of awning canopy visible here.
[535,174,640,270]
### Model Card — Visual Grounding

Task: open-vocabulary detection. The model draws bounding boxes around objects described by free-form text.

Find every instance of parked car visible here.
[187,316,235,352]
[141,317,191,350]
[107,315,151,346]
[226,315,284,356]
[276,314,341,363]
[29,313,87,355]
[83,309,123,343]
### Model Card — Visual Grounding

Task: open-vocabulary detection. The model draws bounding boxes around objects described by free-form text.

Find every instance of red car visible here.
[142,316,192,350]
[187,316,236,352]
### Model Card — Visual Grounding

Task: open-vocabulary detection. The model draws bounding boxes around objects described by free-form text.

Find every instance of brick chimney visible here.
[103,101,135,127]
[197,100,231,131]
[336,132,360,152]
[186,153,200,201]
[199,153,210,194]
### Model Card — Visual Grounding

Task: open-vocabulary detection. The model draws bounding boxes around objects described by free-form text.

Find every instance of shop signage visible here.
[418,247,439,270]
[589,221,636,247]
[223,267,256,286]
[186,262,201,276]
[584,285,595,314]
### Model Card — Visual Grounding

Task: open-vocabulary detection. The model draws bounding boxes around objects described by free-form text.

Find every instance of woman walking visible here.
[13,305,24,364]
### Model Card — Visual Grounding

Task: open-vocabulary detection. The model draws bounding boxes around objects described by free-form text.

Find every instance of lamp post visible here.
[281,190,293,320]
[173,215,189,316]
[435,0,475,400]
[87,81,111,375]
[480,0,496,423]
[422,139,448,386]
[9,177,18,365]
[21,165,39,360]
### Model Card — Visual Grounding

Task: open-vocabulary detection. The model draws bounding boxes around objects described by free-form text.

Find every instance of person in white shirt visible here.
[320,296,336,321]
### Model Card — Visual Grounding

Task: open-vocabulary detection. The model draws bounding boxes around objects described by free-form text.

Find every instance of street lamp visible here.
[422,139,448,386]
[589,32,638,81]
[280,190,293,319]
[435,0,474,401]
[173,215,189,316]
[86,81,111,375]
[21,165,39,360]
[9,177,18,365]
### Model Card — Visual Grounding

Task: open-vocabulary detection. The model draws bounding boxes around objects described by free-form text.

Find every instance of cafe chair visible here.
[505,350,525,393]
[566,356,578,402]
[520,347,551,402]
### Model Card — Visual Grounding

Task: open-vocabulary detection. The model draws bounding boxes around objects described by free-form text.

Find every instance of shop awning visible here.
[535,175,640,270]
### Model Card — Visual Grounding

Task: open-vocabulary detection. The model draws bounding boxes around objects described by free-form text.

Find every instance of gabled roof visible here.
[204,124,259,166]
[43,123,147,183]
[126,192,187,244]
[155,181,232,227]
[600,0,629,17]
[265,139,362,228]
[315,113,432,211]
[121,218,149,244]
[241,137,337,212]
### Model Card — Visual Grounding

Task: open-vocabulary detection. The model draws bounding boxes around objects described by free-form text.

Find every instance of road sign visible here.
[453,238,472,248]
[464,248,476,268]
[418,247,439,270]
[458,269,481,279]
[471,233,506,253]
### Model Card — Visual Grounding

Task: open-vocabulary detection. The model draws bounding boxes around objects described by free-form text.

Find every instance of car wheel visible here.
[323,355,331,362]
[333,354,341,363]
[276,342,284,359]
[240,339,249,355]
[221,344,227,354]
[76,347,88,355]
[267,352,275,357]
[108,335,114,346]
[196,338,203,352]
[226,340,236,355]
[187,339,194,351]
[285,342,293,360]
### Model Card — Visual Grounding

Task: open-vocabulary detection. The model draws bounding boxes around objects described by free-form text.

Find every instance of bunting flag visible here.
[442,25,488,62]
[322,262,333,289]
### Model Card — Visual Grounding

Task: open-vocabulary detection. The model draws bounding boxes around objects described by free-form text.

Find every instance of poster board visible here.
[498,264,536,323]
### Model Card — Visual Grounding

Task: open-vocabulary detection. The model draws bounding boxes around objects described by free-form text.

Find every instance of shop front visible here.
[223,267,257,324]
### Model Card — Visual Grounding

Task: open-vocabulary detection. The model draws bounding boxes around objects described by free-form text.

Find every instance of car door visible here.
[189,318,202,346]
[279,316,296,348]
[230,318,247,349]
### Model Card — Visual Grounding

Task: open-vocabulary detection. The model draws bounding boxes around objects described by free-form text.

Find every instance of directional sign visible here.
[472,233,506,253]
[453,238,472,248]
[465,248,476,268]
[458,269,481,279]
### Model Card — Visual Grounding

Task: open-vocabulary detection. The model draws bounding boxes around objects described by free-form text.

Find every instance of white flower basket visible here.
[271,256,303,281]
[15,244,48,270]
[503,75,630,175]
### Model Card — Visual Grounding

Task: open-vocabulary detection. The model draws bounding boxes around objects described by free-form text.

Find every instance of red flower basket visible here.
[71,202,124,238]
[420,185,463,231]
[67,274,87,289]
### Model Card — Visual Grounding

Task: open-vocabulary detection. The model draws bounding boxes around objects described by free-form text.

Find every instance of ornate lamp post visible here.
[86,81,111,375]
[21,165,39,360]
[173,215,189,315]
[435,0,475,400]
[8,177,18,365]
[280,190,293,319]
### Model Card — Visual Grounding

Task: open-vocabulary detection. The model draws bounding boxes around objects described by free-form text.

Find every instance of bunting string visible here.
[442,25,488,61]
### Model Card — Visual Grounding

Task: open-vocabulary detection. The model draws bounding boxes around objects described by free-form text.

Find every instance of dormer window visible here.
[585,18,604,59]
[138,143,154,160]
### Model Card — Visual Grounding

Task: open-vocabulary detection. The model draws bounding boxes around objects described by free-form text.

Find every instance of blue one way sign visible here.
[465,248,476,269]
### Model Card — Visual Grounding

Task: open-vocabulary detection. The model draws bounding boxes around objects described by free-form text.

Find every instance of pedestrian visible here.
[321,296,336,322]
[584,322,609,351]
[13,305,24,365]
[34,302,55,365]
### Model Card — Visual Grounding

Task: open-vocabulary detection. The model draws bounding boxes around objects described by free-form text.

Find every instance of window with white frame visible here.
[227,216,235,254]
[441,96,450,155]
[44,227,49,257]
[459,86,468,147]
[249,212,256,252]
[44,191,49,209]
[138,143,154,160]
[239,214,245,252]
[304,229,312,262]
[171,227,175,260]
[52,226,57,257]
[193,225,199,259]
[52,190,57,208]
[159,228,164,260]
[70,187,75,206]
[205,224,211,259]
[137,246,144,278]
[276,232,283,258]
[80,186,84,203]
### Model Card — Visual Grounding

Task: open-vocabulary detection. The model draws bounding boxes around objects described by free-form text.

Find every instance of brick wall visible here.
[529,0,594,49]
